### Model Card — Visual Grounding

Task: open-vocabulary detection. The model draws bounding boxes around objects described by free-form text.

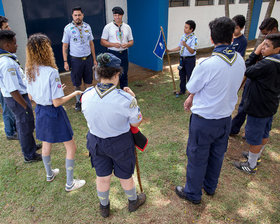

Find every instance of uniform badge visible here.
[55,78,61,82]
[57,84,61,88]
[74,38,77,42]
[72,31,76,34]
[137,114,142,120]
[129,98,138,108]
[71,27,74,30]
[8,68,16,76]
[85,30,89,33]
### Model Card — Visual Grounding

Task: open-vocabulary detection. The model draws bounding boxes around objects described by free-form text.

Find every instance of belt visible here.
[180,55,195,59]
[108,49,127,54]
[71,55,91,60]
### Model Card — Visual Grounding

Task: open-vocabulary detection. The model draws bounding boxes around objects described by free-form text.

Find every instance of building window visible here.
[195,0,214,6]
[219,0,235,4]
[169,0,190,7]
[239,0,248,3]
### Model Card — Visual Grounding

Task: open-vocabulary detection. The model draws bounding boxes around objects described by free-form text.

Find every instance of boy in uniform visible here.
[175,17,245,204]
[168,20,198,96]
[234,33,280,174]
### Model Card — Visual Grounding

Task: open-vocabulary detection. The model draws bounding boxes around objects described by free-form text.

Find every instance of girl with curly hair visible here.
[25,33,85,191]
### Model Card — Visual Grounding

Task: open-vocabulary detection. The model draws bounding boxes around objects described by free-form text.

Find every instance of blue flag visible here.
[153,31,166,60]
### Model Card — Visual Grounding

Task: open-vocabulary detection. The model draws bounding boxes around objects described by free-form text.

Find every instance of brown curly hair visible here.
[25,33,58,83]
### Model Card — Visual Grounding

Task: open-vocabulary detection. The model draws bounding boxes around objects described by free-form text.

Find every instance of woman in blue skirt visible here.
[25,33,85,192]
[81,53,146,218]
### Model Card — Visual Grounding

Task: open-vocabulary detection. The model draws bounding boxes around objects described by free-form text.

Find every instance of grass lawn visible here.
[1,55,280,223]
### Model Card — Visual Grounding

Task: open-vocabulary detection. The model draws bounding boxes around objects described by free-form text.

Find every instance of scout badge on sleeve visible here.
[130,126,148,151]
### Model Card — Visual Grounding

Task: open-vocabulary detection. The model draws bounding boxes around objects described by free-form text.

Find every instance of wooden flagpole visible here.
[135,147,143,192]
[160,26,177,94]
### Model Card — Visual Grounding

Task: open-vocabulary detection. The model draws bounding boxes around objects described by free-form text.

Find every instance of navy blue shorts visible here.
[245,115,273,145]
[35,105,73,143]
[70,54,93,87]
[86,131,135,179]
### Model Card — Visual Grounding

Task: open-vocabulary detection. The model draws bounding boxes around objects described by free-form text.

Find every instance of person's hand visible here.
[64,62,69,71]
[181,41,187,47]
[255,40,265,55]
[62,84,66,90]
[93,60,97,66]
[184,94,194,111]
[114,43,121,48]
[123,87,135,97]
[75,90,83,95]
[121,43,129,49]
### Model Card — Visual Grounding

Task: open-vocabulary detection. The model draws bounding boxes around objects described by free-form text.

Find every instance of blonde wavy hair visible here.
[25,33,58,83]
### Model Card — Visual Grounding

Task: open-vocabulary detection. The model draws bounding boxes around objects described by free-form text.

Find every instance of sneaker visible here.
[46,168,60,182]
[6,133,18,140]
[128,193,146,212]
[24,153,42,163]
[242,151,261,165]
[175,186,201,204]
[75,102,81,112]
[234,161,257,174]
[65,179,86,192]
[99,202,110,218]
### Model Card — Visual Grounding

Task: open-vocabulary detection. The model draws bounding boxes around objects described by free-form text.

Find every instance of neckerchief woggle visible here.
[212,44,237,66]
[95,83,116,99]
[0,48,23,69]
[113,20,123,43]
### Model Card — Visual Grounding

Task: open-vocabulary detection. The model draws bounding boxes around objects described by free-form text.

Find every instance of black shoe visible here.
[175,186,201,204]
[204,189,215,196]
[75,102,81,112]
[234,161,257,174]
[242,151,261,165]
[24,153,42,163]
[99,202,110,218]
[6,133,18,140]
[128,193,146,212]
[36,144,42,151]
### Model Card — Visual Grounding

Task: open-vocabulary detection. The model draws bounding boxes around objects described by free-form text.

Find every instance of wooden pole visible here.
[135,148,143,192]
[160,26,177,94]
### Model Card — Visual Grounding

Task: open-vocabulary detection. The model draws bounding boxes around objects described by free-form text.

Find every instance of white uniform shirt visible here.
[187,53,245,119]
[82,86,142,138]
[101,21,133,51]
[179,33,198,57]
[62,22,94,57]
[26,66,64,105]
[0,54,27,97]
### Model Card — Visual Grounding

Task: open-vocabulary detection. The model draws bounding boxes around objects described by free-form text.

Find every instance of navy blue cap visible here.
[112,6,124,15]
[97,53,121,69]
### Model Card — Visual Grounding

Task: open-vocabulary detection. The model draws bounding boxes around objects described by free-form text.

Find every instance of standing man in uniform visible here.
[0,30,41,162]
[175,17,245,204]
[100,6,134,89]
[0,16,17,140]
[62,6,97,111]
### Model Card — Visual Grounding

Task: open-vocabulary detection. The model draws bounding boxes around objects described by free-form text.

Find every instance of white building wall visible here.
[168,0,280,49]
[2,0,27,66]
[104,0,127,24]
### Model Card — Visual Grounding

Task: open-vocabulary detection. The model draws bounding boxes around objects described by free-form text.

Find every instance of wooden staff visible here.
[135,147,143,192]
[160,26,177,94]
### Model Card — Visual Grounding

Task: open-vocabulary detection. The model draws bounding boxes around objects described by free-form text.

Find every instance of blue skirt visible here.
[35,105,73,143]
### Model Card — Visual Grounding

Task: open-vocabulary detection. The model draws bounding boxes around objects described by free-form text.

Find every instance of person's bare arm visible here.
[62,43,69,71]
[10,90,28,109]
[89,40,97,66]
[52,91,82,107]
[100,38,121,48]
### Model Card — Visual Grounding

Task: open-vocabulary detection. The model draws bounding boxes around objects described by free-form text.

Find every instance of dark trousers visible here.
[230,79,250,134]
[179,56,196,94]
[107,49,128,89]
[5,94,37,159]
[184,114,231,201]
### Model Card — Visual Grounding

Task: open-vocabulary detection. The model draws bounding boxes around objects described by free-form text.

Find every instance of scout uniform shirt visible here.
[179,33,198,57]
[101,21,133,51]
[0,51,27,97]
[62,22,94,57]
[26,66,64,105]
[82,84,142,138]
